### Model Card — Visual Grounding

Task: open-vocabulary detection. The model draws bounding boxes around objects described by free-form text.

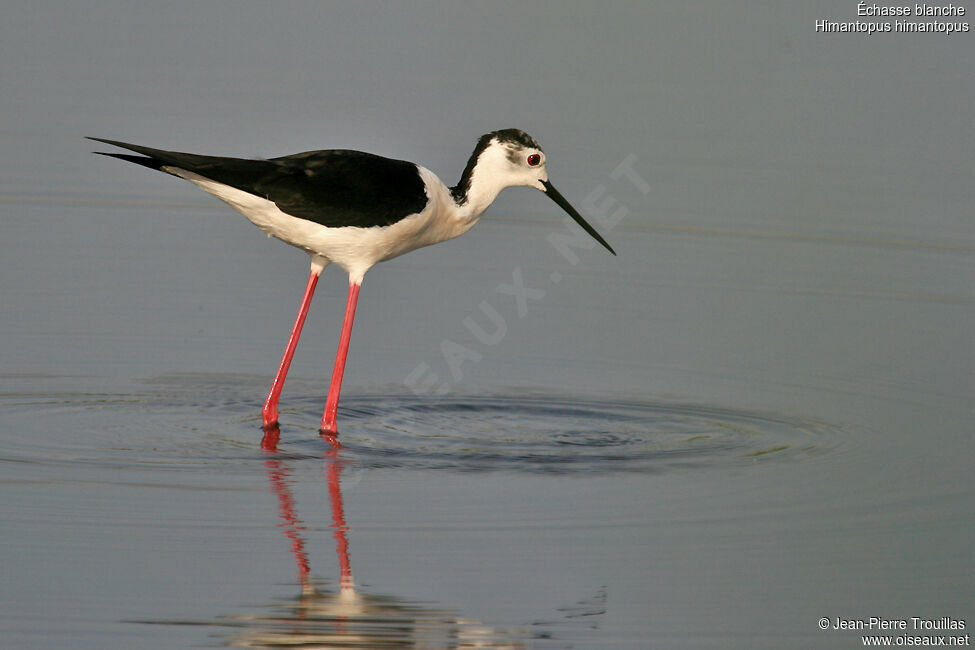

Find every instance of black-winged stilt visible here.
[89,129,615,441]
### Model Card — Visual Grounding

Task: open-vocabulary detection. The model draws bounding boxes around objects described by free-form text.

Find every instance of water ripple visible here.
[0,373,844,476]
[325,392,840,474]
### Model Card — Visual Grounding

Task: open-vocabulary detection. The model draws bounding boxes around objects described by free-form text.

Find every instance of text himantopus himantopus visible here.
[89,129,615,442]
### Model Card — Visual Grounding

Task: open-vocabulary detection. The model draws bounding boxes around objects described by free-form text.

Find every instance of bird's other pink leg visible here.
[321,280,361,437]
[262,269,320,433]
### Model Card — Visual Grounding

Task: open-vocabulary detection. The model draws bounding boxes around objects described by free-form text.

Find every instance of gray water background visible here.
[1,2,973,648]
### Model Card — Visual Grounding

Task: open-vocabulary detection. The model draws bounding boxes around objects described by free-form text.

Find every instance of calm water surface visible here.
[2,197,971,648]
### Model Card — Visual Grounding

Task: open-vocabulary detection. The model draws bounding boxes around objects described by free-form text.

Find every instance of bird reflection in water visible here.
[219,432,531,648]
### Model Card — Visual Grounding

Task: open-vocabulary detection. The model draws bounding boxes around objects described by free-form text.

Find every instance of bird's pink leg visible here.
[262,270,320,431]
[321,281,361,437]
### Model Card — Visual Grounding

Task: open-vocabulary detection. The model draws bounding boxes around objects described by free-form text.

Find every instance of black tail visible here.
[91,150,165,171]
[87,137,251,178]
[88,137,171,171]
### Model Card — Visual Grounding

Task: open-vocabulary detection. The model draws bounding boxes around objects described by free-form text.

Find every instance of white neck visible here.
[450,144,525,220]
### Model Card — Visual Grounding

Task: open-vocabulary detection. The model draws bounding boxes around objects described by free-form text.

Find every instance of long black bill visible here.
[542,180,616,256]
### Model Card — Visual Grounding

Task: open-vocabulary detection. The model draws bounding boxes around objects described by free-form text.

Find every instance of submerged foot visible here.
[320,427,341,448]
[261,424,281,451]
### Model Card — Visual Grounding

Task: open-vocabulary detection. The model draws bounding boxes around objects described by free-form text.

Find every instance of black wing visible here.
[88,138,430,229]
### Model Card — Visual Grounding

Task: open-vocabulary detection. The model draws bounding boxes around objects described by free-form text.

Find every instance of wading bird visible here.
[90,129,615,441]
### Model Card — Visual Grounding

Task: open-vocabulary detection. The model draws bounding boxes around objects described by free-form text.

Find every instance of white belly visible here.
[165,166,475,283]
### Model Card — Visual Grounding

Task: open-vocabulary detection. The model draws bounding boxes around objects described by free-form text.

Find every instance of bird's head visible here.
[455,129,616,255]
[472,129,550,190]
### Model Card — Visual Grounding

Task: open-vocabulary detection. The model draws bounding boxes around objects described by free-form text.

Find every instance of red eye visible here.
[527,154,541,166]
